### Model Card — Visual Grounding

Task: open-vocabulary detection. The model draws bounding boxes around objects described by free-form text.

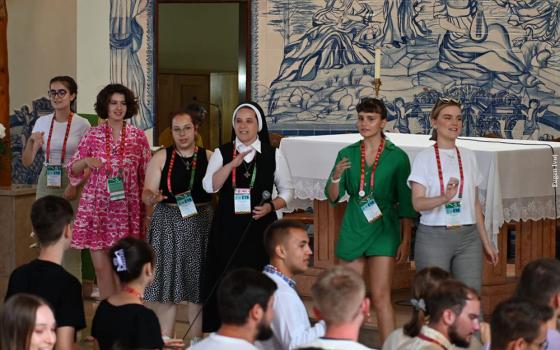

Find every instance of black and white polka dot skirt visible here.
[144,202,213,304]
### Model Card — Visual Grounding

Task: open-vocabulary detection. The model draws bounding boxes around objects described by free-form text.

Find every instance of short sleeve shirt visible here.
[5,259,86,330]
[92,300,164,350]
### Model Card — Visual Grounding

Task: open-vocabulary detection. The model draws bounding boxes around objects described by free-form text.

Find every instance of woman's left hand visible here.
[483,243,499,266]
[63,184,78,201]
[395,241,410,263]
[252,202,273,220]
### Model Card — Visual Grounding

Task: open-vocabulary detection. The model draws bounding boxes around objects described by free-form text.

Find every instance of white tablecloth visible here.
[279,132,560,244]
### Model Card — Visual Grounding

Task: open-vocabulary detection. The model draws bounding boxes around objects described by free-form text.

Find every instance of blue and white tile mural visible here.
[110,0,154,130]
[252,0,560,139]
[10,98,51,184]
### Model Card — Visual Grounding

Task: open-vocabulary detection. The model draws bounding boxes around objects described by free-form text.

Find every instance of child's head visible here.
[109,237,154,283]
[30,196,74,247]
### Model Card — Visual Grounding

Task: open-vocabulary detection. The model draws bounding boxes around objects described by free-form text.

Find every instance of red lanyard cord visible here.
[46,112,74,165]
[167,147,198,194]
[359,139,385,197]
[434,143,464,199]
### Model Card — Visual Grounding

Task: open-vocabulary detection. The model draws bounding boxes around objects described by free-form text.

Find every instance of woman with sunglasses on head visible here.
[325,98,417,343]
[201,101,294,332]
[408,97,498,294]
[67,84,151,300]
[22,76,90,279]
[142,110,213,343]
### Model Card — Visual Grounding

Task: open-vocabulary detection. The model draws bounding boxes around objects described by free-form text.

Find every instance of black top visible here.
[159,146,211,204]
[5,259,86,331]
[203,141,277,332]
[91,300,164,350]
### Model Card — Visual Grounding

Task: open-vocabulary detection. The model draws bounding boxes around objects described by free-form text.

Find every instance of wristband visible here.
[330,176,341,183]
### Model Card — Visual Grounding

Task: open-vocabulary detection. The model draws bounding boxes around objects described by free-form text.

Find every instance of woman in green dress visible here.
[325,98,416,343]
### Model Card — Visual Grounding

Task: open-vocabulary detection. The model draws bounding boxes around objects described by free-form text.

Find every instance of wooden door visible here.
[157,73,210,147]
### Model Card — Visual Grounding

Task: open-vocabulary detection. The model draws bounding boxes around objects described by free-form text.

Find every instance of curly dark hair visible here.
[95,84,138,120]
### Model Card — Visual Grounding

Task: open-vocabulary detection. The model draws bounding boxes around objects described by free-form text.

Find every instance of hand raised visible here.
[231,150,252,168]
[332,157,351,180]
[85,157,103,170]
[29,132,45,148]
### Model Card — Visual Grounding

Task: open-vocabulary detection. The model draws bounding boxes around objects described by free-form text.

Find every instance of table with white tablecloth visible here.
[281,132,560,244]
[280,132,560,314]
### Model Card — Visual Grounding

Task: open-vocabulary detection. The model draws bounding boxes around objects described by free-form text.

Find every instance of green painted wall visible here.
[158,3,239,72]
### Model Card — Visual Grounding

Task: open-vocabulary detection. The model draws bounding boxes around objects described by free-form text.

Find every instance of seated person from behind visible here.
[300,265,374,350]
[91,237,183,350]
[256,219,326,350]
[513,258,560,349]
[399,279,481,350]
[490,298,552,350]
[189,268,277,350]
[5,195,85,350]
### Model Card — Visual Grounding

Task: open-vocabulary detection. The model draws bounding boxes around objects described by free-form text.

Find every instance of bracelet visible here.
[268,201,276,212]
[330,176,341,183]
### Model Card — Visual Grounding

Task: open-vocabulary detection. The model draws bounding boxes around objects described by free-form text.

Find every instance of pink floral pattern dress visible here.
[67,122,151,250]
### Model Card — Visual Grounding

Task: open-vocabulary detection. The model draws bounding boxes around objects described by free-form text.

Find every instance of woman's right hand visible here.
[230,150,252,168]
[444,177,459,202]
[85,157,103,170]
[148,190,167,206]
[332,157,351,181]
[29,132,44,149]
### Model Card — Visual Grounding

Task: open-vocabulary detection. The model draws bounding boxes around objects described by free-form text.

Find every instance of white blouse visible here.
[202,137,294,204]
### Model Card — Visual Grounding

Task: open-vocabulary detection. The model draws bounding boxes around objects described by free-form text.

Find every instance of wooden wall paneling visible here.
[482,222,509,285]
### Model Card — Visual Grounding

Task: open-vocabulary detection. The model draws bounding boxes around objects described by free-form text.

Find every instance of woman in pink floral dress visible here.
[68,84,151,298]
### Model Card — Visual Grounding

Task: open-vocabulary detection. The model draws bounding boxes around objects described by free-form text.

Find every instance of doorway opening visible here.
[156,1,248,149]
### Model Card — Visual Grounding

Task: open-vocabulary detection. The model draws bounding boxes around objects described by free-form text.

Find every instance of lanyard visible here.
[46,112,74,165]
[417,333,449,350]
[434,143,464,199]
[167,147,198,194]
[232,144,257,189]
[122,286,143,301]
[359,139,385,197]
[105,122,127,177]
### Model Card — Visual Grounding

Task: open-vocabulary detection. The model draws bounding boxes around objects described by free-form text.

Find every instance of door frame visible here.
[154,0,250,139]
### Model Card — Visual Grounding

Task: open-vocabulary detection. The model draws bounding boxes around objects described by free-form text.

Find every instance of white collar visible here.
[235,137,261,153]
[419,325,453,349]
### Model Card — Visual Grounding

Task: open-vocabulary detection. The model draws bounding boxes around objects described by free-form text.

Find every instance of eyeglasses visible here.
[48,89,69,98]
[438,96,462,106]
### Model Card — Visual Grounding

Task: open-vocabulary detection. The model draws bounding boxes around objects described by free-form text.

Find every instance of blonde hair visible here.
[311,266,365,325]
[429,98,462,141]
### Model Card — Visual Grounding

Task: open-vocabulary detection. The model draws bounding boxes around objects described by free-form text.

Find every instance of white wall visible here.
[76,0,110,115]
[7,0,77,112]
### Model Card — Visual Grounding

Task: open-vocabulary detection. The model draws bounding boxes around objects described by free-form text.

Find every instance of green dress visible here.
[325,139,417,260]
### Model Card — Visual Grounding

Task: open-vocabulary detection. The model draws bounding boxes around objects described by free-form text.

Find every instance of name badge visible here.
[234,188,251,214]
[360,197,382,223]
[107,177,125,201]
[46,165,62,188]
[445,201,462,228]
[176,191,198,218]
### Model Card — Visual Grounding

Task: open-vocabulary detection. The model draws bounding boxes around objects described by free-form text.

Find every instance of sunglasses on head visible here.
[438,96,462,106]
[48,89,68,98]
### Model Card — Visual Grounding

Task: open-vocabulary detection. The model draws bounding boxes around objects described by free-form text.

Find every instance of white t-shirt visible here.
[302,338,374,350]
[382,328,409,350]
[408,146,483,226]
[188,333,258,350]
[32,113,91,166]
